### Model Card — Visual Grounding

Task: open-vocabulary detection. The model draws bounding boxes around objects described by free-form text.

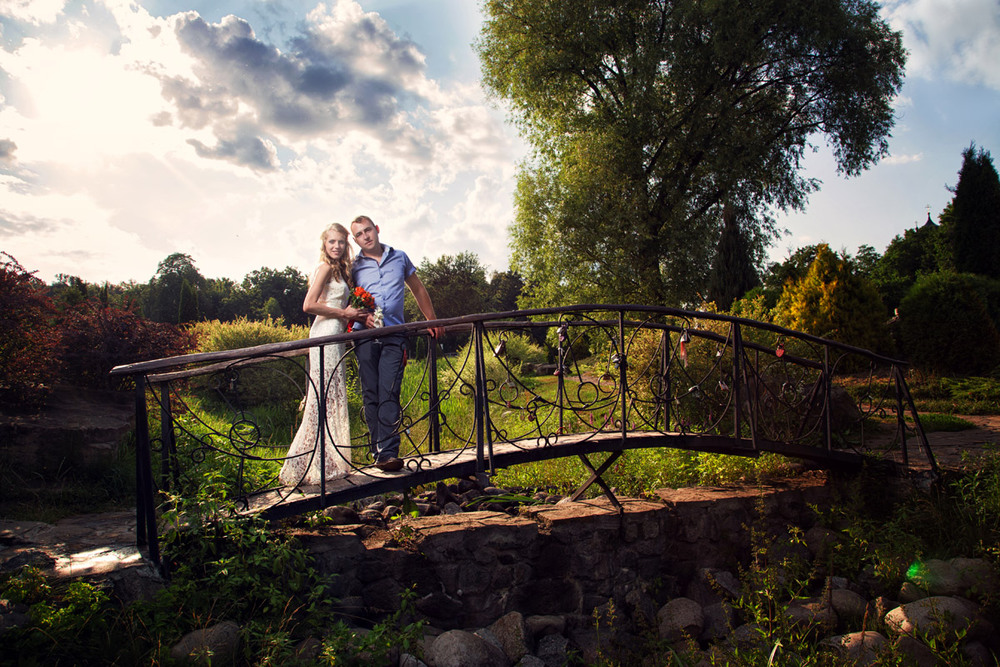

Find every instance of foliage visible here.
[908,375,1000,415]
[950,143,1000,278]
[898,272,1000,375]
[241,266,309,326]
[57,301,197,390]
[189,317,310,406]
[774,244,891,354]
[0,252,59,407]
[440,333,545,392]
[0,568,118,664]
[144,252,205,323]
[871,215,945,311]
[479,0,905,307]
[708,204,761,311]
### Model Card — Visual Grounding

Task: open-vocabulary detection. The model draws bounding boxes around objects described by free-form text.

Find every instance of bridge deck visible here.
[250,430,867,519]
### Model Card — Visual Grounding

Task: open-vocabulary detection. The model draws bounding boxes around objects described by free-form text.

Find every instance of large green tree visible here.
[950,144,1000,278]
[478,0,905,306]
[708,203,760,311]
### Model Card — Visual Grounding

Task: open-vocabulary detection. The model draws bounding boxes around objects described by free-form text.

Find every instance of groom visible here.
[350,215,443,472]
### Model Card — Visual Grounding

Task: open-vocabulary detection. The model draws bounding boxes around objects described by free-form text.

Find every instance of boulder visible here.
[426,629,509,667]
[657,597,704,643]
[820,631,889,666]
[884,596,988,642]
[169,621,241,665]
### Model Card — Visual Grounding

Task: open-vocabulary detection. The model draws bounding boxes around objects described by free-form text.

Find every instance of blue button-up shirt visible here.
[351,245,416,328]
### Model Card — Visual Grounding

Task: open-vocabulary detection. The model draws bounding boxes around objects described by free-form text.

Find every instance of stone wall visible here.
[294,472,837,631]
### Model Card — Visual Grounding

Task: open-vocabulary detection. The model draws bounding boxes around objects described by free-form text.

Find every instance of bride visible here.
[279,223,365,486]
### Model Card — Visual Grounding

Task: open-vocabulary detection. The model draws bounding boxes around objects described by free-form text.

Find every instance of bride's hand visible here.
[343,306,364,320]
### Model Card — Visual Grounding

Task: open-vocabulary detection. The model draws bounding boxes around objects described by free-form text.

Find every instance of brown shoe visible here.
[375,457,404,472]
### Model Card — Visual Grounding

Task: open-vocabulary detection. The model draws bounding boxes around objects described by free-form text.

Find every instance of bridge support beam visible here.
[570,451,623,513]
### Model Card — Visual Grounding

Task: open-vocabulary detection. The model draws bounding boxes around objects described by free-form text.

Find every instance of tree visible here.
[407,252,489,321]
[0,253,58,406]
[486,270,525,313]
[241,267,308,325]
[774,244,890,353]
[950,144,1000,278]
[178,278,200,324]
[871,216,942,311]
[146,252,205,323]
[478,0,905,307]
[708,204,760,311]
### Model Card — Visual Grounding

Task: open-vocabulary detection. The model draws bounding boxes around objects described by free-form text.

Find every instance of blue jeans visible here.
[354,336,406,460]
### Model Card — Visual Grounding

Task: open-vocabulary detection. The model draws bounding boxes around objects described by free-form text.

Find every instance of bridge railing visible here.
[110,305,934,565]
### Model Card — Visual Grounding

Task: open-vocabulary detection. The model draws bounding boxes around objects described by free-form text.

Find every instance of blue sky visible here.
[1,0,998,286]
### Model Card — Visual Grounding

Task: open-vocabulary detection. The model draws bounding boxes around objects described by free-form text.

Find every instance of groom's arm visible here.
[405,273,444,338]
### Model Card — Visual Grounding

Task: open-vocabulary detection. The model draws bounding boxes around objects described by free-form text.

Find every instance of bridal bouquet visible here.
[348,286,383,330]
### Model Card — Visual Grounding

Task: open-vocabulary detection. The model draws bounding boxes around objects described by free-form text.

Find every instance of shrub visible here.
[0,253,59,407]
[189,317,310,406]
[898,272,1000,375]
[57,302,196,390]
[774,244,891,354]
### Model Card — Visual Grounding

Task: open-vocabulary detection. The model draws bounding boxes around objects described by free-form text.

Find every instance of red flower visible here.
[348,286,376,331]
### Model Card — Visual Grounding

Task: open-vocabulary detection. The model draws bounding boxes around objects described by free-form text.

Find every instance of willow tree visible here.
[478,0,905,306]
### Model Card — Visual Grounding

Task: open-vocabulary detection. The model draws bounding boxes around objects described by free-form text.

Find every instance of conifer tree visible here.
[951,144,1000,278]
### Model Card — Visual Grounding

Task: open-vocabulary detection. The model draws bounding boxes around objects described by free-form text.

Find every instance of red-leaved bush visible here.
[58,302,197,390]
[0,252,59,407]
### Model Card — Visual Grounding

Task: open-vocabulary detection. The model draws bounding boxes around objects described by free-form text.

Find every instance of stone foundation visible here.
[293,472,836,630]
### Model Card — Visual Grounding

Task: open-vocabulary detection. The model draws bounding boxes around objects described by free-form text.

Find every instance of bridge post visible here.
[318,345,327,506]
[659,330,671,430]
[158,382,177,492]
[472,321,492,475]
[617,310,627,440]
[133,374,161,569]
[823,346,832,451]
[428,339,441,453]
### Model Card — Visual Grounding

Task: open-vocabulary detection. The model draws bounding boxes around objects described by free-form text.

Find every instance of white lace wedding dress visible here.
[279,273,352,485]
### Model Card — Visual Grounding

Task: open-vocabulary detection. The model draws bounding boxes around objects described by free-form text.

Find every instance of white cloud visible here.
[0,0,521,284]
[0,0,65,26]
[884,152,924,165]
[884,0,1000,89]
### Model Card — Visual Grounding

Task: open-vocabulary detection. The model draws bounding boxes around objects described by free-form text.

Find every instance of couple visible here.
[279,215,443,486]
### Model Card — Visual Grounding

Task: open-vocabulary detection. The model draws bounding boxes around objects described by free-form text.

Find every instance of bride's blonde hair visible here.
[319,223,353,286]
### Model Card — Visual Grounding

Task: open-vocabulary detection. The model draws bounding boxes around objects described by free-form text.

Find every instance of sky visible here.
[0,0,998,287]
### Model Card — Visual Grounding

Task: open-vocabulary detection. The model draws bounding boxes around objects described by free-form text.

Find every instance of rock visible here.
[442,502,463,515]
[884,596,986,642]
[321,505,360,524]
[0,598,30,634]
[830,588,868,624]
[699,601,735,641]
[535,633,569,667]
[727,623,769,652]
[524,615,565,642]
[657,597,704,643]
[962,641,996,667]
[426,629,509,667]
[293,637,322,662]
[950,557,1000,600]
[820,631,888,666]
[803,526,840,559]
[169,620,241,665]
[894,635,937,667]
[784,597,836,631]
[515,655,546,667]
[907,558,964,596]
[488,611,529,662]
[399,653,428,667]
[897,580,927,603]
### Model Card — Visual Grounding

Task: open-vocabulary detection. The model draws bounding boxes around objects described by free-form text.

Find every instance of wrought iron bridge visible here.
[110,305,936,568]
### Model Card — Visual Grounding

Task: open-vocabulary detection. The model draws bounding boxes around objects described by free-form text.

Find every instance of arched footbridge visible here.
[110,305,936,568]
